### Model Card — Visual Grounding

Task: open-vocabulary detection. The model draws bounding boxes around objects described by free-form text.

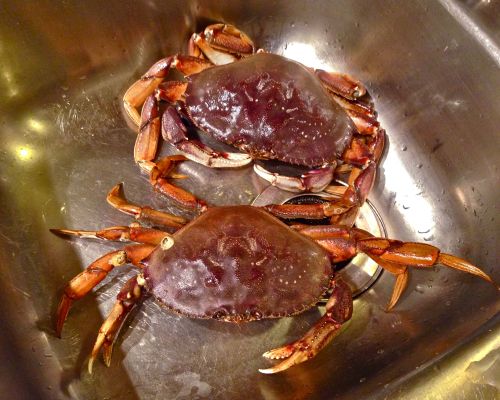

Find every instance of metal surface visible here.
[0,1,499,399]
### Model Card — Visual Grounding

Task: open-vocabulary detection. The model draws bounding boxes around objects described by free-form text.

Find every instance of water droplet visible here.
[417,163,423,169]
[377,349,385,355]
[423,234,435,242]
[445,300,451,306]
[359,377,366,383]
[401,145,407,151]
[418,228,431,234]
[415,284,425,293]
[402,204,410,210]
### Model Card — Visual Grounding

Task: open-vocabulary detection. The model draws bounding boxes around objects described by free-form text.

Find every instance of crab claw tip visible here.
[258,367,278,374]
[88,358,95,375]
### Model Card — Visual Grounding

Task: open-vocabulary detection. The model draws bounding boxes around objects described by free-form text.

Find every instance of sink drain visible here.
[252,186,386,299]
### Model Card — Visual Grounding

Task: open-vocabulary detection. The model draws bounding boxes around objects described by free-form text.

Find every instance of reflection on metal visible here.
[15,146,33,161]
[26,118,46,134]
[281,42,331,70]
[2,68,19,98]
[382,150,436,236]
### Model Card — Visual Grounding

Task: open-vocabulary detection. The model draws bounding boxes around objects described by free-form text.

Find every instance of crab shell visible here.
[142,206,332,321]
[182,53,356,167]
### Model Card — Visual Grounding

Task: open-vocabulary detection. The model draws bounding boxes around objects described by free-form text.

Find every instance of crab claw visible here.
[260,345,314,374]
[259,279,352,374]
[190,24,255,65]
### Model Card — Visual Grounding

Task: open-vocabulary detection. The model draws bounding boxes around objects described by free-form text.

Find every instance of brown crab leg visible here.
[50,224,171,245]
[315,69,367,100]
[56,244,156,337]
[125,56,211,173]
[161,105,252,168]
[107,183,187,228]
[260,279,353,374]
[124,55,212,127]
[263,161,376,226]
[88,274,148,373]
[296,226,497,310]
[148,155,208,211]
[156,81,188,103]
[253,164,336,193]
[190,24,255,65]
[345,109,380,135]
[328,91,376,117]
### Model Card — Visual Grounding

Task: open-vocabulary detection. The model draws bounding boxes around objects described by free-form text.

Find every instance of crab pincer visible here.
[52,186,496,374]
[122,23,385,226]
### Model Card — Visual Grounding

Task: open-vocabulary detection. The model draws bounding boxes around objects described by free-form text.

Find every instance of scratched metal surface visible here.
[0,1,499,399]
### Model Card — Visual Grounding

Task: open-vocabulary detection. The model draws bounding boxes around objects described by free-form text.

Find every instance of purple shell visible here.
[143,206,331,321]
[184,53,355,167]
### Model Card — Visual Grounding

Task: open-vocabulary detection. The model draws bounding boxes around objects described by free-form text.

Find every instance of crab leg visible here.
[56,244,156,337]
[296,225,497,310]
[315,69,367,100]
[124,56,212,172]
[107,183,187,228]
[88,274,147,373]
[161,105,252,168]
[189,24,255,65]
[253,164,336,193]
[124,55,212,127]
[149,155,208,211]
[50,224,171,245]
[260,279,353,374]
[264,161,376,226]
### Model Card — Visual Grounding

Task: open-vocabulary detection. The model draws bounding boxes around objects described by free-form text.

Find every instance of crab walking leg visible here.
[56,244,156,337]
[50,224,172,245]
[296,225,496,309]
[107,183,187,228]
[253,163,336,193]
[88,274,148,373]
[315,69,367,100]
[148,155,208,211]
[125,56,212,171]
[260,279,353,374]
[161,105,252,168]
[263,161,376,225]
[124,55,212,127]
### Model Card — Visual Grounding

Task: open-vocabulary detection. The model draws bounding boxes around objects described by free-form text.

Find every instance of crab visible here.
[52,157,495,374]
[123,23,384,225]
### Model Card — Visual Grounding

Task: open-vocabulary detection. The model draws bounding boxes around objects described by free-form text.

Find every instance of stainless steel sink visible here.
[0,1,498,399]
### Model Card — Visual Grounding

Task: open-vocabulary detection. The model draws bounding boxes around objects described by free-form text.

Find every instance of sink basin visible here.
[0,1,498,399]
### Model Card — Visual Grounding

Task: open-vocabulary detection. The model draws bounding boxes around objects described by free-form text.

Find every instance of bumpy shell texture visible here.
[143,206,331,321]
[184,53,355,167]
